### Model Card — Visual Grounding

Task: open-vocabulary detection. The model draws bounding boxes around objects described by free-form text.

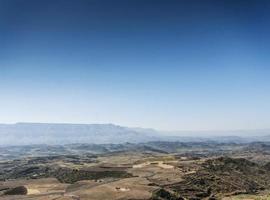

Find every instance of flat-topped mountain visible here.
[0,123,160,145]
[1,123,270,145]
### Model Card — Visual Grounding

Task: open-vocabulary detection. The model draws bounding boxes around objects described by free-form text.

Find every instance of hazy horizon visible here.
[1,0,270,131]
[1,121,270,133]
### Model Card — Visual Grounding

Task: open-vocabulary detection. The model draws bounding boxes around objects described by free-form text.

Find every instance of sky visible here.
[0,0,270,131]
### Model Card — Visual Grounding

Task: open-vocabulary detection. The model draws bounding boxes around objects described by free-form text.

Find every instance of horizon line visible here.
[0,121,269,133]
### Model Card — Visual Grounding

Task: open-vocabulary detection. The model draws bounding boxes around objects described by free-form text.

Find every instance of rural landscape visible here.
[2,0,270,199]
[1,123,270,200]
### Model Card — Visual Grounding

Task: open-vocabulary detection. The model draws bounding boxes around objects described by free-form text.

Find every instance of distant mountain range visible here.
[0,123,270,145]
[0,123,162,145]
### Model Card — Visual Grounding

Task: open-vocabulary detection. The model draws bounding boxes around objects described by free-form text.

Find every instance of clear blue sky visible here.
[0,0,270,130]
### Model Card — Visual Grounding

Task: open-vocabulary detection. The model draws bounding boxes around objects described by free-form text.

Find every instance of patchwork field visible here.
[1,141,270,200]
